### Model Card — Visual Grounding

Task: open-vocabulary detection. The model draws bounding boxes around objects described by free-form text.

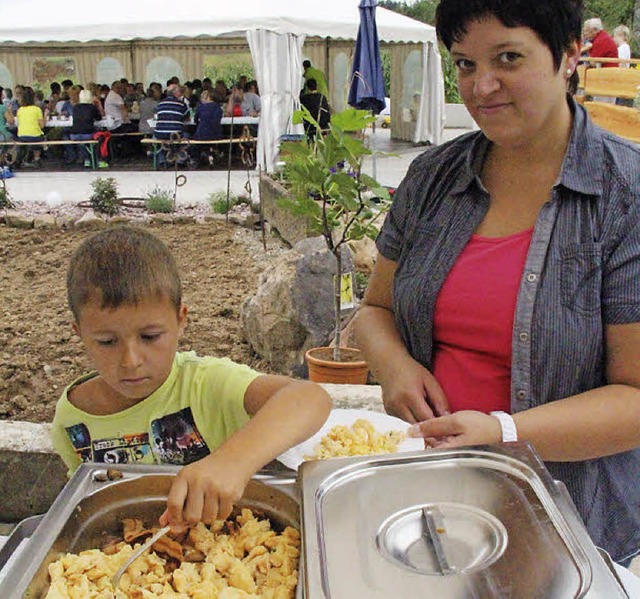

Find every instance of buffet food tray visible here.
[0,463,299,598]
[299,442,628,598]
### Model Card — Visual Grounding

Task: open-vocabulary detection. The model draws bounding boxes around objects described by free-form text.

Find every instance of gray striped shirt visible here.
[377,101,640,561]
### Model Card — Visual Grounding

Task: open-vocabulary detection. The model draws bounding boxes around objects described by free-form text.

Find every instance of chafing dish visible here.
[299,442,627,598]
[0,463,299,598]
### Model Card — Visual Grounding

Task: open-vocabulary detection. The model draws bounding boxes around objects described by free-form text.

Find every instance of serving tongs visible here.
[112,525,171,590]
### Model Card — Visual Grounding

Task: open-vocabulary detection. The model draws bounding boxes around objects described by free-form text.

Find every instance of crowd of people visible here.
[0,74,261,168]
[582,17,634,68]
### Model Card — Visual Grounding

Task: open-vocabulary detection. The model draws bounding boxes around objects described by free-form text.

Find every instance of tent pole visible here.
[225,112,235,225]
[371,117,377,180]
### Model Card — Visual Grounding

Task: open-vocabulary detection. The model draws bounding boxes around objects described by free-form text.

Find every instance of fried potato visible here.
[304,418,405,460]
[45,509,300,599]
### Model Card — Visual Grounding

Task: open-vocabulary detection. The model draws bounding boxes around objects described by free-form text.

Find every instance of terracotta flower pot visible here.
[305,347,368,384]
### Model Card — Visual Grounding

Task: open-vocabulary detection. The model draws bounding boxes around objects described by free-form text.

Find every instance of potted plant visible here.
[279,106,391,383]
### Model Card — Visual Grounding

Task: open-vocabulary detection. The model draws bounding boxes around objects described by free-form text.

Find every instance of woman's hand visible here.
[159,453,250,532]
[381,357,450,423]
[408,411,502,449]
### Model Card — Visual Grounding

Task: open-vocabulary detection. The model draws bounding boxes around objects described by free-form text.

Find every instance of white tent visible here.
[0,0,445,171]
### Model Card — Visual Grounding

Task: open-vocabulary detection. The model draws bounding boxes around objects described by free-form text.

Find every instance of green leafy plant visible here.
[279,107,391,361]
[145,186,174,213]
[440,46,463,104]
[0,183,14,210]
[209,190,241,214]
[353,270,370,299]
[89,177,119,216]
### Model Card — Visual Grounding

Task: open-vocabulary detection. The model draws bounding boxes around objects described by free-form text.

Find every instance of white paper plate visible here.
[277,408,424,470]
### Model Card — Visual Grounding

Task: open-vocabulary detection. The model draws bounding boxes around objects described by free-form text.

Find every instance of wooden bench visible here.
[583,101,640,143]
[0,139,99,168]
[582,67,640,100]
[140,137,250,170]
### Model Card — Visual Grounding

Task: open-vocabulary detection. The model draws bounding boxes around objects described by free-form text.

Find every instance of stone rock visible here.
[174,215,196,225]
[4,212,34,229]
[110,215,132,225]
[55,215,75,229]
[75,209,104,229]
[320,383,383,412]
[347,236,377,275]
[241,237,354,375]
[259,173,317,246]
[150,213,174,224]
[33,214,57,229]
[204,214,226,223]
[229,212,260,229]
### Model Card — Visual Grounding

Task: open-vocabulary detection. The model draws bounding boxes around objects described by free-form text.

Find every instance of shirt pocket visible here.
[560,243,603,314]
[396,222,442,280]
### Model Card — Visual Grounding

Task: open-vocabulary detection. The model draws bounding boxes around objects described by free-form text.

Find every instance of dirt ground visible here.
[0,222,286,423]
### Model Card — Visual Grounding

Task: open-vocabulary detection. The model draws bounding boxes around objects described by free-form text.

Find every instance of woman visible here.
[0,85,14,141]
[354,0,640,565]
[16,86,45,167]
[190,89,223,166]
[613,25,632,67]
[138,87,161,136]
[65,89,101,167]
[193,90,222,140]
[225,85,244,118]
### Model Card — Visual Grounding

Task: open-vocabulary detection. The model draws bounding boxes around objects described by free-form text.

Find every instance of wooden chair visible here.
[583,67,640,100]
[583,101,640,143]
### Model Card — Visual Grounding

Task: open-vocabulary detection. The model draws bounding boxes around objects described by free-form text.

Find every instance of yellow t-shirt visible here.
[17,105,43,137]
[50,352,260,475]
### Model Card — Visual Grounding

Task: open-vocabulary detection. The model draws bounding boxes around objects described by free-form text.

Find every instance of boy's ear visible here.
[177,304,188,334]
[72,321,80,336]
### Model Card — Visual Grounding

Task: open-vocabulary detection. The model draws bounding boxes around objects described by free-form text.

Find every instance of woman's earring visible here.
[566,68,573,76]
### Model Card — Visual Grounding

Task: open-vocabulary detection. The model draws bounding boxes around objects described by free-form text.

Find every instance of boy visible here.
[51,226,332,530]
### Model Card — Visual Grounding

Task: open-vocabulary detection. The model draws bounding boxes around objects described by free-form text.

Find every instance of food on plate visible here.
[45,508,300,598]
[304,418,406,460]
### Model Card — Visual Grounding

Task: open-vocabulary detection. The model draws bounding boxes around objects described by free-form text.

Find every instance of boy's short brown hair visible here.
[67,226,182,321]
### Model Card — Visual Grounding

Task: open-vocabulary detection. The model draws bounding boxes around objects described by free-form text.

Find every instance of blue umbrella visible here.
[348,0,386,114]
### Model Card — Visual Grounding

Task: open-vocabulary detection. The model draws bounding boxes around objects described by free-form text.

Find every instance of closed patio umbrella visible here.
[348,0,386,177]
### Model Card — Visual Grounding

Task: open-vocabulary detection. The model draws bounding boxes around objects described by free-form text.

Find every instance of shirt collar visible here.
[449,97,604,197]
[557,98,604,196]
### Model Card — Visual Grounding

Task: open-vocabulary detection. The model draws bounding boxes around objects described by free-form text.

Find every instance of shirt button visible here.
[519,331,529,342]
[526,273,537,283]
[516,390,526,399]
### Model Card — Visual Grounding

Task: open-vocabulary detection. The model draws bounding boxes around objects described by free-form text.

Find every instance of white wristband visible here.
[490,411,518,443]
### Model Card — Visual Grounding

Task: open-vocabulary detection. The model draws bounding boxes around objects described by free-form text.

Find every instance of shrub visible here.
[209,191,239,214]
[354,271,369,299]
[441,47,462,104]
[145,186,174,213]
[89,177,119,216]
[0,184,14,210]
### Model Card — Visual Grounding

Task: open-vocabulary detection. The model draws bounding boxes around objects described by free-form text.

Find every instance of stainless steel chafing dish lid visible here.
[299,443,627,598]
[1,463,300,599]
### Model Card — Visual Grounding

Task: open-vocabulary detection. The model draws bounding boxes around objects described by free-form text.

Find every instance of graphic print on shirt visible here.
[64,422,152,465]
[150,408,210,465]
[64,408,209,466]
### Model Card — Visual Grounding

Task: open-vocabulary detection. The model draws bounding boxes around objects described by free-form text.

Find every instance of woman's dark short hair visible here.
[20,87,35,106]
[436,0,583,71]
[67,226,182,321]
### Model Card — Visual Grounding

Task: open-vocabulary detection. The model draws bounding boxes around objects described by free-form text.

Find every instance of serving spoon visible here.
[112,525,171,590]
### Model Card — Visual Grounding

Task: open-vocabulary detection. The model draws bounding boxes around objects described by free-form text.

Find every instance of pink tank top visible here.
[432,227,534,414]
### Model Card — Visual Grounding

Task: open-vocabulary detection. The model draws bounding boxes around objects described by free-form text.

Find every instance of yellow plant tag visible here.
[336,272,355,310]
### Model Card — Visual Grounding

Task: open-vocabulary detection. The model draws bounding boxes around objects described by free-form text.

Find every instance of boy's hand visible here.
[159,453,250,531]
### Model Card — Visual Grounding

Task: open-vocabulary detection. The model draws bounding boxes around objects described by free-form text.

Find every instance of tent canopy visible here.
[0,0,437,45]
